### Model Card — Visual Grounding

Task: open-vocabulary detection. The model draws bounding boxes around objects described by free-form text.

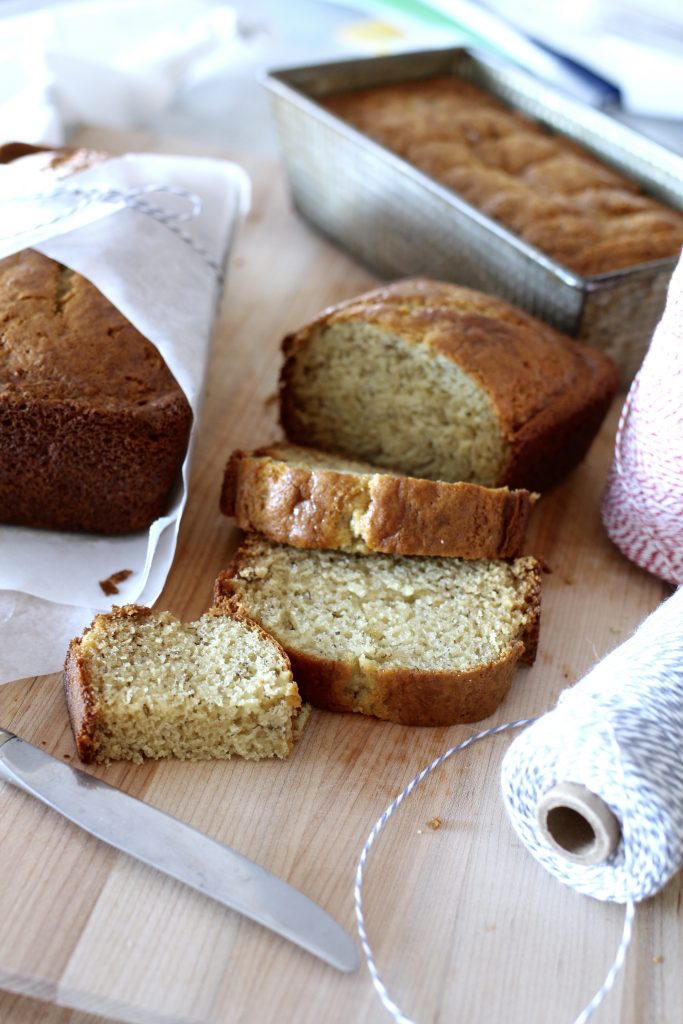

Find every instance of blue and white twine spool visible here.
[502,585,683,903]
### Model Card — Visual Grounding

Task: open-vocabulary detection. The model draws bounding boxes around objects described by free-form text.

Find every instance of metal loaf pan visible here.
[265,48,683,383]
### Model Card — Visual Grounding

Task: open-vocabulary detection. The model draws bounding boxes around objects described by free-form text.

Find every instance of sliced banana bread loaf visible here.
[279,278,618,492]
[221,442,536,559]
[214,536,542,727]
[64,604,307,763]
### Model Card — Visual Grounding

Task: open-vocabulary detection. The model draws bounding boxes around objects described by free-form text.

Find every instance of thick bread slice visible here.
[64,604,307,764]
[221,442,536,559]
[214,536,542,727]
[279,278,618,492]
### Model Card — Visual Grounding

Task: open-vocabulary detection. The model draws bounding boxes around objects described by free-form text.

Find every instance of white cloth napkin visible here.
[0,151,250,683]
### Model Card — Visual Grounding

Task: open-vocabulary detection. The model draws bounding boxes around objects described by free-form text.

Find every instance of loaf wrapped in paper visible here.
[0,145,249,683]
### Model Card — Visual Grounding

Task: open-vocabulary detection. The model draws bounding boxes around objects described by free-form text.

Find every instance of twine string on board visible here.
[354,721,633,1024]
[354,719,536,1024]
[0,183,222,273]
[355,587,683,1024]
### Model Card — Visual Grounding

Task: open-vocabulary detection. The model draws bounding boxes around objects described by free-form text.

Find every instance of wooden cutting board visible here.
[0,130,677,1024]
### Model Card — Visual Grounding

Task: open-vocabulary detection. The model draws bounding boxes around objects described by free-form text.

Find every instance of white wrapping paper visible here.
[0,151,250,683]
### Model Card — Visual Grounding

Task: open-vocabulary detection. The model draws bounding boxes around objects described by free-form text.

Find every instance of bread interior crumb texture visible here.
[269,442,381,476]
[230,542,535,672]
[80,610,301,762]
[287,322,505,484]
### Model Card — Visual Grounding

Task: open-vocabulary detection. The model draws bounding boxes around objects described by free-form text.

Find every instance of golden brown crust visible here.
[213,545,542,728]
[279,278,618,493]
[0,148,192,534]
[0,142,51,163]
[275,646,521,726]
[222,446,368,550]
[64,641,99,763]
[0,142,110,175]
[63,605,157,763]
[221,443,536,558]
[364,475,533,557]
[323,78,683,275]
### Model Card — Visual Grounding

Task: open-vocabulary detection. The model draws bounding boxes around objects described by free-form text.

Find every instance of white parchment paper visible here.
[0,151,250,683]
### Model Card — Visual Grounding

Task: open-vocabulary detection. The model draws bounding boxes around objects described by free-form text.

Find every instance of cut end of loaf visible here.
[215,537,542,727]
[64,604,306,764]
[279,278,618,492]
[281,316,506,484]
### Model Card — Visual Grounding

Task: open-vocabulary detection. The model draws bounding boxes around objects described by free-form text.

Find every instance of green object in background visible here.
[349,0,497,52]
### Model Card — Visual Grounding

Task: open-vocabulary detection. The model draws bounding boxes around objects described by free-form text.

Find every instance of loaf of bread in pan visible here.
[214,536,542,727]
[222,441,536,558]
[64,603,307,763]
[279,278,618,492]
[0,147,192,534]
[323,77,683,277]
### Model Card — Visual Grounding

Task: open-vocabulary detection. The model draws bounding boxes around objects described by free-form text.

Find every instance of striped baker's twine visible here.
[608,372,680,584]
[601,250,683,586]
[354,716,635,1024]
[1,183,221,273]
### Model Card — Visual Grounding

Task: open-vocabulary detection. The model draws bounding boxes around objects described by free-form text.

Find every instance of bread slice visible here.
[279,278,618,492]
[214,536,542,727]
[221,442,536,559]
[64,604,307,764]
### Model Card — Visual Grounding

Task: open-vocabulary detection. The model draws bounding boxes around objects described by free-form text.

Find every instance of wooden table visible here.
[0,129,676,1024]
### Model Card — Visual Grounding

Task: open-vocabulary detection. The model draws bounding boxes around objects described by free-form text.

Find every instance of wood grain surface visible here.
[0,129,676,1024]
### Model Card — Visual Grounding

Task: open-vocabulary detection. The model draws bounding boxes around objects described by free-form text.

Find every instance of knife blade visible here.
[0,728,358,973]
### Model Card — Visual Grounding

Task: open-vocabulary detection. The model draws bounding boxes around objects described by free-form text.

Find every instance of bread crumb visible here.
[99,569,133,596]
[427,817,442,830]
[264,392,279,407]
[610,625,621,635]
[237,566,269,581]
[652,955,664,964]
[416,829,423,835]
[563,573,576,585]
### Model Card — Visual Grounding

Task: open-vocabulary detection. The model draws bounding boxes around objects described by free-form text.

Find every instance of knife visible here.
[0,728,359,973]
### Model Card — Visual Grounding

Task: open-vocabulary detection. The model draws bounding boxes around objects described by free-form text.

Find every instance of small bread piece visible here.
[64,604,307,764]
[279,278,618,492]
[215,536,542,727]
[221,442,536,559]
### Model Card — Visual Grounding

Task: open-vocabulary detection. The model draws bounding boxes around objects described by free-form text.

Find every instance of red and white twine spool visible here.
[602,252,683,585]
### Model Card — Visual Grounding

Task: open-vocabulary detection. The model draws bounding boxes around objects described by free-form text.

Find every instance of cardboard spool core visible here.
[537,783,621,865]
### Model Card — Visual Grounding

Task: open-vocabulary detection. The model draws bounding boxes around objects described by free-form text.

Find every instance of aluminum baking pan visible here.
[265,48,683,383]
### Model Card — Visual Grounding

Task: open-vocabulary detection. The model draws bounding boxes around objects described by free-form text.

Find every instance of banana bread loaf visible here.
[323,77,683,277]
[64,603,307,763]
[0,148,192,533]
[279,277,618,492]
[214,535,542,727]
[222,441,536,558]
